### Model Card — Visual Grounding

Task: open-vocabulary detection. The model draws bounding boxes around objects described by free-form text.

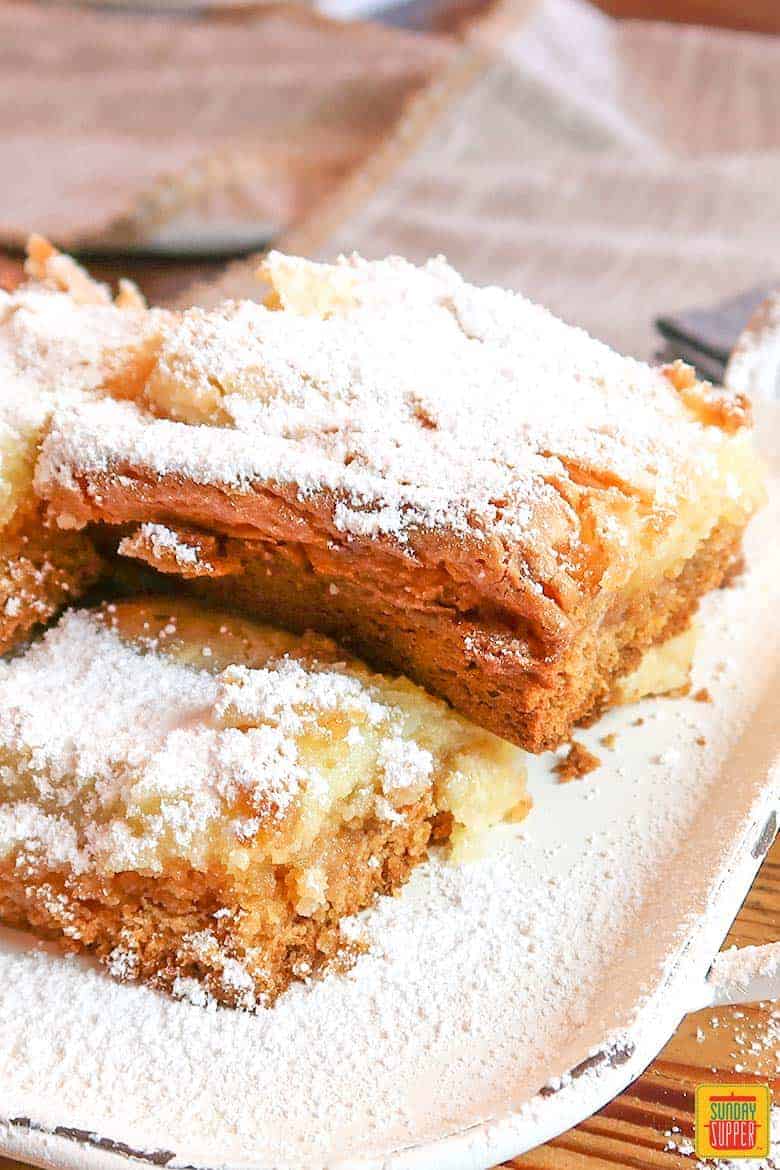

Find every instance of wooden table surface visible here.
[595,0,779,34]
[1,0,778,1155]
[510,836,780,1168]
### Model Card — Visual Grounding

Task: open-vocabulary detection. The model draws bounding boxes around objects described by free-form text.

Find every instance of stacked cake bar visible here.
[0,241,765,1006]
[36,250,765,749]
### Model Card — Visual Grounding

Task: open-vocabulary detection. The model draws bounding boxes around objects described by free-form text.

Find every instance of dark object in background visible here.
[656,286,777,383]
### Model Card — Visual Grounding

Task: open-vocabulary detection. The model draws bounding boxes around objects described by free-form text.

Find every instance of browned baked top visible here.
[29,251,764,650]
[0,238,163,539]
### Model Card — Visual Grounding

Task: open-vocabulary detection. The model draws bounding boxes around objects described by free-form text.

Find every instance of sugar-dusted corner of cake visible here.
[0,598,528,1008]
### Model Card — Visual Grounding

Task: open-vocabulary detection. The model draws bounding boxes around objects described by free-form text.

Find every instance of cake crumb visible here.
[599,732,617,750]
[554,741,601,783]
[693,687,712,703]
[721,553,746,587]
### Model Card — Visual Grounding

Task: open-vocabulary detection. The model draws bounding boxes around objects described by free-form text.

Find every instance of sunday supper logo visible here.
[695,1084,771,1159]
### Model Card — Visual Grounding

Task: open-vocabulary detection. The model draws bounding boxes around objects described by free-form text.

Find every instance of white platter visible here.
[1,406,779,1170]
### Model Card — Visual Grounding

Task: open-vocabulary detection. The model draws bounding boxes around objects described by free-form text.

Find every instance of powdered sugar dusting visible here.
[726,290,780,403]
[1,459,778,1170]
[0,607,444,877]
[37,254,755,566]
[378,736,433,800]
[120,522,202,568]
[0,280,158,534]
[710,941,780,988]
[0,287,148,403]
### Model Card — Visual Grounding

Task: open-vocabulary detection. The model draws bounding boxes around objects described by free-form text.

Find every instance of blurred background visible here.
[594,0,776,28]
[1,0,778,358]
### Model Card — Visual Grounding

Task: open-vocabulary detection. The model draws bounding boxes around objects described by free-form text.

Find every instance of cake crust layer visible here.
[0,796,435,1009]
[112,513,744,751]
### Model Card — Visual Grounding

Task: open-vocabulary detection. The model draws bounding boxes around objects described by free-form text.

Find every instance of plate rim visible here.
[2,789,777,1170]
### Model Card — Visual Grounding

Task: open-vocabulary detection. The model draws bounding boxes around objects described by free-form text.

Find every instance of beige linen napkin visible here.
[183,0,780,359]
[0,1,451,250]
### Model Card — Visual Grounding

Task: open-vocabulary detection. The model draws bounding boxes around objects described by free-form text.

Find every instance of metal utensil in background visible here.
[656,285,780,392]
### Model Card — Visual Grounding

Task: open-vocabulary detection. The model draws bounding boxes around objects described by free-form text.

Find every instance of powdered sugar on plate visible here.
[1,451,778,1170]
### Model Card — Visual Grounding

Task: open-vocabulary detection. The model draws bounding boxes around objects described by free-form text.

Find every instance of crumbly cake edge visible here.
[0,518,104,654]
[104,510,746,751]
[0,794,455,1009]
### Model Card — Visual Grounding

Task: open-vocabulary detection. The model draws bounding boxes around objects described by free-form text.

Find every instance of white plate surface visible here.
[1,409,779,1170]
